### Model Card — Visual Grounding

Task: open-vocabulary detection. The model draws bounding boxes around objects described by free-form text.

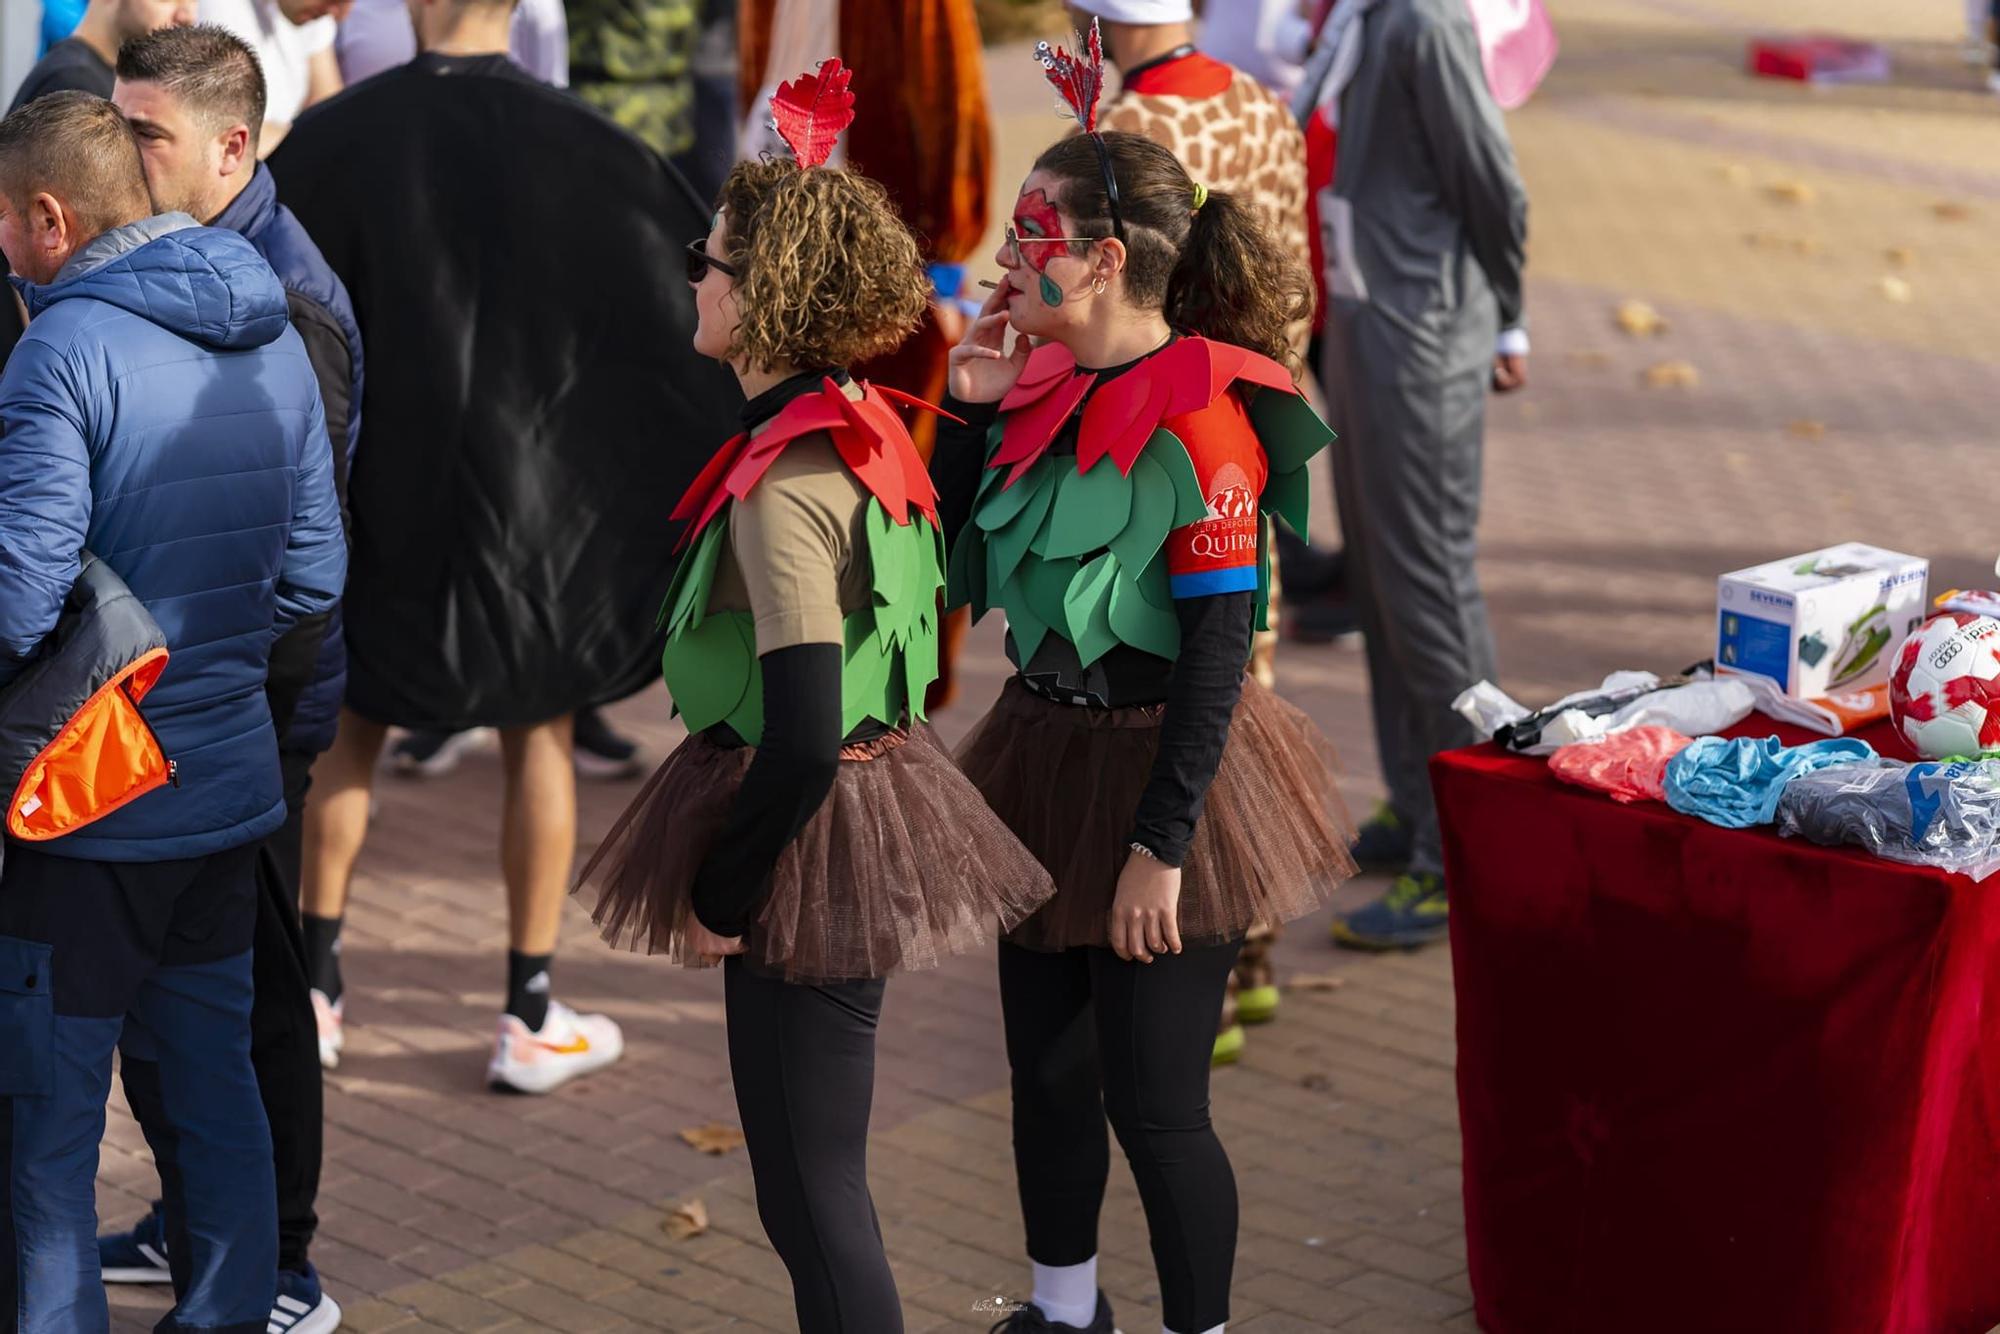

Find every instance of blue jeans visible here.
[0,842,273,1334]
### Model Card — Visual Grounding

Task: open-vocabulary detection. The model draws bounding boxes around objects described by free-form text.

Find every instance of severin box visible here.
[1716,544,1929,698]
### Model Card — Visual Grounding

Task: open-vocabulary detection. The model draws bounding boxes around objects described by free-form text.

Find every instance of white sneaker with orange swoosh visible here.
[486,999,625,1094]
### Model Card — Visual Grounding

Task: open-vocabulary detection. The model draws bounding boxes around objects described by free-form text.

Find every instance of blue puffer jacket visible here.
[0,216,346,861]
[215,164,363,756]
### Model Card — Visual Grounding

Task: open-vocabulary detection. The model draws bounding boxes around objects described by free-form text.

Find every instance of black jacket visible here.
[0,555,171,862]
[268,53,737,730]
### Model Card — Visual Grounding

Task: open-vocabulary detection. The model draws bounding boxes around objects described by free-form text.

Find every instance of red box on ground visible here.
[1748,36,1891,84]
[1436,716,2000,1334]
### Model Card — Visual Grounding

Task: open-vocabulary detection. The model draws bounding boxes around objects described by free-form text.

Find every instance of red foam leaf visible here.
[770,57,855,170]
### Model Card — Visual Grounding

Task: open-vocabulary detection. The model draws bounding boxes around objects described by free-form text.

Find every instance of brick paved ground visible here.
[98,1,2000,1329]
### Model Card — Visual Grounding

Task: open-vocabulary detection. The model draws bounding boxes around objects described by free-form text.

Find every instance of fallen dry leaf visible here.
[1878,275,1913,303]
[1933,201,1973,222]
[1642,360,1701,389]
[1885,246,1914,268]
[1613,299,1667,337]
[662,1198,709,1240]
[1286,973,1347,992]
[1723,451,1750,475]
[1299,1073,1332,1091]
[1786,420,1827,440]
[1766,180,1816,205]
[1719,163,1752,186]
[679,1122,747,1156]
[1790,236,1824,256]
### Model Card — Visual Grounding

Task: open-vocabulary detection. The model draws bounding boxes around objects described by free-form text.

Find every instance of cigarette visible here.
[978,280,1000,289]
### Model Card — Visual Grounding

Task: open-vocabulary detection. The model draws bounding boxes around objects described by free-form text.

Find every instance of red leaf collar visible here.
[991,337,1298,487]
[671,379,954,550]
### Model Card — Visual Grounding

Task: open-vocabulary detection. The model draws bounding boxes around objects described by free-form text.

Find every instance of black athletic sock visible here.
[301,913,344,1003]
[506,951,553,1032]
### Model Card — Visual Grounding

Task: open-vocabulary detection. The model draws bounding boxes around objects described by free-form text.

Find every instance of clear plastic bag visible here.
[1775,759,2000,882]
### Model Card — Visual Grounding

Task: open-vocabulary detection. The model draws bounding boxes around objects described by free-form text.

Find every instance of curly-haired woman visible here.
[936,128,1359,1334]
[577,151,1053,1332]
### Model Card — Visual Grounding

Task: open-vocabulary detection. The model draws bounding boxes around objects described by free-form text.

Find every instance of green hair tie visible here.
[1191,181,1208,212]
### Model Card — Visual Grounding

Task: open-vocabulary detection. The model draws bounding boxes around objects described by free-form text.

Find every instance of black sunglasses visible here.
[685,237,739,285]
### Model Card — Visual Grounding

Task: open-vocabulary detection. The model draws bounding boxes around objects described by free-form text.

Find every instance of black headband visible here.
[1087,132,1127,244]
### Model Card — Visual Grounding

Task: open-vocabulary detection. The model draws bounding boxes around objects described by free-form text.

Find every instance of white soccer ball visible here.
[1889,612,2000,760]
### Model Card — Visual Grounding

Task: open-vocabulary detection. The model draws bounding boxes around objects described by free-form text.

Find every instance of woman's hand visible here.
[947,279,1032,404]
[1108,850,1184,964]
[687,920,746,967]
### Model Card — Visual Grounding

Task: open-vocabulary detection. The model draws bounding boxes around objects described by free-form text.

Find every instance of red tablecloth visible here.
[1436,716,2000,1334]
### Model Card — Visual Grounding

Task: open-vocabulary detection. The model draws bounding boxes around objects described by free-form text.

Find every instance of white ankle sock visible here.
[1030,1257,1098,1328]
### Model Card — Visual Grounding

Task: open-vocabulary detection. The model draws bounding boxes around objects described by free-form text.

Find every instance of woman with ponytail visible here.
[933,28,1357,1334]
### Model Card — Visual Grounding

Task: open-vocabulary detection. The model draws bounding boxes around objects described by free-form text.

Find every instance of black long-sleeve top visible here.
[688,370,854,937]
[932,351,1252,867]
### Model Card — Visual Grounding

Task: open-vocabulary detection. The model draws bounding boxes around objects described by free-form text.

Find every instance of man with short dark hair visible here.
[0,89,344,1333]
[94,25,359,1331]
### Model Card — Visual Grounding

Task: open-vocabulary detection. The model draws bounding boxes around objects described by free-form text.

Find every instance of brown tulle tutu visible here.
[954,676,1358,951]
[575,724,1054,983]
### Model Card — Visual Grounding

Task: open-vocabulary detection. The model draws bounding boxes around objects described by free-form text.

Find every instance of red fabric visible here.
[1546,726,1690,804]
[1303,108,1336,332]
[1436,713,2000,1334]
[1123,50,1236,99]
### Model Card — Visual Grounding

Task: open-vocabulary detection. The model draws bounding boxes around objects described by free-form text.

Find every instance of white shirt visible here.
[198,0,334,126]
[332,0,569,88]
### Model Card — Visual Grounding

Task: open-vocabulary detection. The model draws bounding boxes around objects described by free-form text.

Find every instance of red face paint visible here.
[1012,188,1068,275]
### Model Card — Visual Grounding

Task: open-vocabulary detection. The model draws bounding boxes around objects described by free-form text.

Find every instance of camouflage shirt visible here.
[566,0,699,154]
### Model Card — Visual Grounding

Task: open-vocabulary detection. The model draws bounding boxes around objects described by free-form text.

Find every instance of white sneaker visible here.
[311,989,344,1070]
[487,999,624,1094]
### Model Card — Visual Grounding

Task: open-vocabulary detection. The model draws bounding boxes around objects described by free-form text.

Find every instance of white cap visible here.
[1072,0,1196,23]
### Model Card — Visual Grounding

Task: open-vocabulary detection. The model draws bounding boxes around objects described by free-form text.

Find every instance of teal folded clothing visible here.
[1664,735,1877,829]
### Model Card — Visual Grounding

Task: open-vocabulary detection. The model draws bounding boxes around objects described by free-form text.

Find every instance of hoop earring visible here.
[1092,278,1106,296]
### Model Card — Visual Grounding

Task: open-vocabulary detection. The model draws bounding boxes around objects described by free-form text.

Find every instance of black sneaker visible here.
[989,1291,1117,1333]
[1350,802,1414,872]
[573,707,645,781]
[98,1201,170,1283]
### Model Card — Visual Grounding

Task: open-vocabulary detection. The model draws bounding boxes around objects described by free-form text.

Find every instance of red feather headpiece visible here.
[1036,19,1106,134]
[769,57,856,170]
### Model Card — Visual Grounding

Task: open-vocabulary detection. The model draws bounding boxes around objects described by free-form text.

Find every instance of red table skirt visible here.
[1436,717,2000,1334]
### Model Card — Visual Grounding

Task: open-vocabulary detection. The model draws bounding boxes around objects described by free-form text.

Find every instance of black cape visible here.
[269,53,737,730]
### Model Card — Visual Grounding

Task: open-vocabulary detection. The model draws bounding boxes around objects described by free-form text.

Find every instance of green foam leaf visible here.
[947,522,987,615]
[990,463,1059,588]
[1255,517,1272,633]
[663,610,754,736]
[1144,429,1210,527]
[1246,386,1334,475]
[999,574,1051,663]
[665,520,728,635]
[976,457,1048,531]
[1020,553,1079,634]
[1136,550,1173,610]
[1264,464,1311,539]
[1043,455,1135,560]
[1064,553,1120,668]
[1108,450,1176,576]
[1109,568,1180,659]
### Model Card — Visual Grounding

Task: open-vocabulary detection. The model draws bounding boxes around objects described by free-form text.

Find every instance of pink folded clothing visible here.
[1548,727,1694,804]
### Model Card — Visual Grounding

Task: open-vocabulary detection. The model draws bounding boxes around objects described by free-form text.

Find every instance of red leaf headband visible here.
[1036,20,1105,133]
[1032,19,1125,242]
[769,57,856,170]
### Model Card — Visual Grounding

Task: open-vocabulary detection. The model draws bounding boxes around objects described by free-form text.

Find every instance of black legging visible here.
[724,957,901,1334]
[999,936,1245,1334]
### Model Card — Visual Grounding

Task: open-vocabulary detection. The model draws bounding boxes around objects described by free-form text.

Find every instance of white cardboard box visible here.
[1716,544,1929,698]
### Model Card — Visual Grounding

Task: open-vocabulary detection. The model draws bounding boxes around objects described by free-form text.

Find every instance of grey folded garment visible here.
[1776,759,2000,881]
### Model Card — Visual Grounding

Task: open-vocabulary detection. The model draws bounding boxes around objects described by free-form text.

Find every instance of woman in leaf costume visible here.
[575,60,1053,1333]
[937,29,1358,1334]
